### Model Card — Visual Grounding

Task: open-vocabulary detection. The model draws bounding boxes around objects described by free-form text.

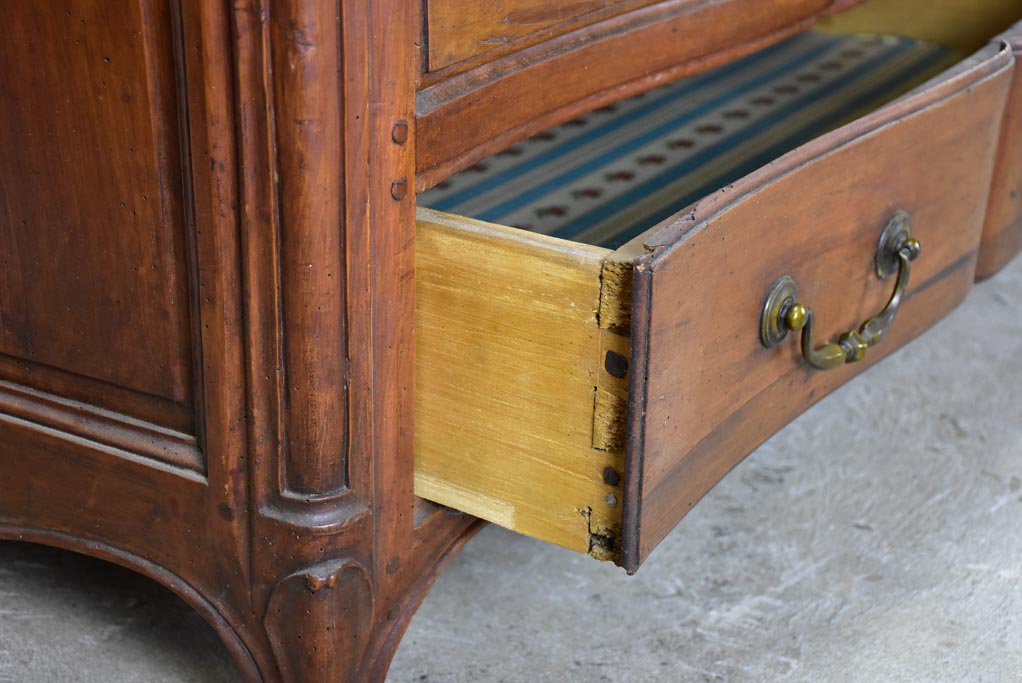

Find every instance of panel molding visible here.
[0,353,194,435]
[0,379,203,473]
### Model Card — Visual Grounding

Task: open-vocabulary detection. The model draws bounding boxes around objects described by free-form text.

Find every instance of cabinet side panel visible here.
[426,0,633,71]
[0,0,195,421]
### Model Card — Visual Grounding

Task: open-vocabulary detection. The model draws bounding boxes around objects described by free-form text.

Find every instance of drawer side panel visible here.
[415,209,624,558]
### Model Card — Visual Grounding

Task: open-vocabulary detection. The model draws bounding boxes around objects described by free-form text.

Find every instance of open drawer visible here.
[415,8,1022,572]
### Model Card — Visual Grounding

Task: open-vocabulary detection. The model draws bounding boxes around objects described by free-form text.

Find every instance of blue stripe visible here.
[548,39,935,242]
[469,36,852,221]
[428,34,843,212]
[592,45,952,248]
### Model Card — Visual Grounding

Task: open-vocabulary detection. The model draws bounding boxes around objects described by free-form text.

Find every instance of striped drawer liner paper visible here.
[419,32,956,249]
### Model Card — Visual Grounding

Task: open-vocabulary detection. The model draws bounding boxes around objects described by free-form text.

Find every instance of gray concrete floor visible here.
[1,255,1020,682]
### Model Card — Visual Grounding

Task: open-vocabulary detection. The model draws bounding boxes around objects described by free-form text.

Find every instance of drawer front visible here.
[621,42,1015,569]
[979,21,1022,278]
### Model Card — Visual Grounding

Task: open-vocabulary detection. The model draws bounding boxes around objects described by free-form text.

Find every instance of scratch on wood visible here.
[593,387,627,451]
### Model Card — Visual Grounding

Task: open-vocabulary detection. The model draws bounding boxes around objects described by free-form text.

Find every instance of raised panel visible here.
[0,0,195,428]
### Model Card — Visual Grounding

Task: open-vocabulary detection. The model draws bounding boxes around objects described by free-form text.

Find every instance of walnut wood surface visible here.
[978,20,1022,279]
[815,0,1022,51]
[619,39,1015,570]
[0,1,480,681]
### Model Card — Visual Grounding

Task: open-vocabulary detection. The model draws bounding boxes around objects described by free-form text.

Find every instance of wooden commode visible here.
[1,0,1021,680]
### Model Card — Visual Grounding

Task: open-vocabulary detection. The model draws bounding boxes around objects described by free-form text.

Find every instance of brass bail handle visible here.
[760,210,921,370]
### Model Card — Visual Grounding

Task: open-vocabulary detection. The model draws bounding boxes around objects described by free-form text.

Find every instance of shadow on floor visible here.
[0,541,242,682]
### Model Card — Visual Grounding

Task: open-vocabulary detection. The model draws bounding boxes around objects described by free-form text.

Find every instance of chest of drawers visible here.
[1,0,1020,680]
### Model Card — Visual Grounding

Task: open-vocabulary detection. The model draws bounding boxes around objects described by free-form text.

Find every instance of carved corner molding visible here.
[264,560,375,682]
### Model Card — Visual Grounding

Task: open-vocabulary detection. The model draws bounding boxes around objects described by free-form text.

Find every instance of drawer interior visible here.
[419,30,958,249]
[415,3,1022,565]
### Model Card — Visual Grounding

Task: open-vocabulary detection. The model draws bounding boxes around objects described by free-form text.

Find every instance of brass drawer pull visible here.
[760,211,921,370]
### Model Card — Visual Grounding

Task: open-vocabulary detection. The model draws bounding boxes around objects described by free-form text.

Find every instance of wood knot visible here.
[391,120,409,144]
[391,178,408,201]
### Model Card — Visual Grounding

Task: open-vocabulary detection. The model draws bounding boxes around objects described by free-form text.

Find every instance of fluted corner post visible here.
[225,0,477,680]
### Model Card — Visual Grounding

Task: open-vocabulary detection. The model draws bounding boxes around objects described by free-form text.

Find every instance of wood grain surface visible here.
[978,19,1022,279]
[0,1,195,429]
[415,208,626,559]
[425,0,633,72]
